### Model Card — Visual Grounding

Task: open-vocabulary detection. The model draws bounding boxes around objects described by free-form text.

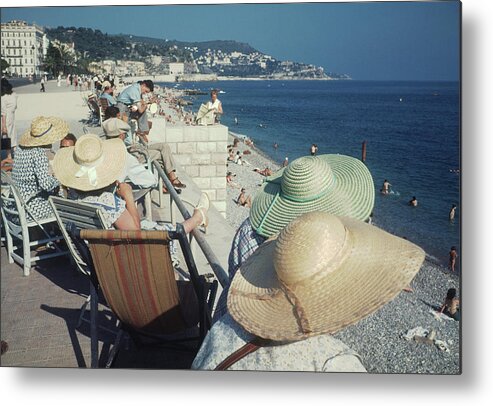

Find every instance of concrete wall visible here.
[150,120,228,218]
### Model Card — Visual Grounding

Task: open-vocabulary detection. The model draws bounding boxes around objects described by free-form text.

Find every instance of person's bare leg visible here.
[182,209,207,234]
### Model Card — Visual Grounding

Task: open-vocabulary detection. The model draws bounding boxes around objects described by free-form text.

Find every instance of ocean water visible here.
[162,80,460,270]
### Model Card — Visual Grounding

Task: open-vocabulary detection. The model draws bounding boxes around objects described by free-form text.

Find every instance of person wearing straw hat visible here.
[213,154,375,322]
[102,106,186,192]
[193,211,425,371]
[53,134,209,232]
[7,117,69,223]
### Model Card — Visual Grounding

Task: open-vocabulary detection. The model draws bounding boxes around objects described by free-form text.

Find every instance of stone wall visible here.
[153,122,228,217]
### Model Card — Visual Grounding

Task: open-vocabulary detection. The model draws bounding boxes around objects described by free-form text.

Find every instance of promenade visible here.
[1,80,235,368]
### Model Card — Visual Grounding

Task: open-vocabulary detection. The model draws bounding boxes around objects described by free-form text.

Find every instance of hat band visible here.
[75,154,105,187]
[31,124,53,138]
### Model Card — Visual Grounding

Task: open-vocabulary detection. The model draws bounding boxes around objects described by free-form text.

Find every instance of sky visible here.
[1,1,461,80]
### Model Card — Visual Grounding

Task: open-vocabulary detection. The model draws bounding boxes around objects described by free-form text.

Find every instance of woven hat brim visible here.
[19,117,69,147]
[228,217,425,341]
[52,138,127,191]
[250,155,375,238]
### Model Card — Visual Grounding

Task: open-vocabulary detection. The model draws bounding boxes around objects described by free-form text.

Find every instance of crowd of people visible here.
[0,77,459,372]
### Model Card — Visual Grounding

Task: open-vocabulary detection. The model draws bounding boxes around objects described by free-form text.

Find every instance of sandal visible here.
[195,193,210,232]
[162,185,181,194]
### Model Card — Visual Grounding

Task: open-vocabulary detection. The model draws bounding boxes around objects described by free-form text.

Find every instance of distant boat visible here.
[399,98,403,102]
[219,90,226,94]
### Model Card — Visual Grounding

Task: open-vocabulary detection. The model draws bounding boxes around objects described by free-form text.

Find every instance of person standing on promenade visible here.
[213,154,375,322]
[449,246,458,273]
[207,89,223,123]
[40,76,46,93]
[381,179,392,194]
[57,74,61,87]
[193,211,424,372]
[449,204,457,221]
[1,78,18,159]
[117,80,154,140]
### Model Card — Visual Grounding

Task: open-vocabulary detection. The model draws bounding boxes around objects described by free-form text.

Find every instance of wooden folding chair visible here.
[73,224,218,367]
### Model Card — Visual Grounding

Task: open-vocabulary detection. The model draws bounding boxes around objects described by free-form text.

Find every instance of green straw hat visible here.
[250,154,375,238]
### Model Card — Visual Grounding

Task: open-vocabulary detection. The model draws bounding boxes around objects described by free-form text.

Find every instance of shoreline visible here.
[223,131,459,374]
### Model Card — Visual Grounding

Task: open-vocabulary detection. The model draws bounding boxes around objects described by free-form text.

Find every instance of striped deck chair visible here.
[74,224,217,367]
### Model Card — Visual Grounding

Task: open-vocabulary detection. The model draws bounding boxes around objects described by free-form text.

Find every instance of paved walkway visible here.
[1,80,235,368]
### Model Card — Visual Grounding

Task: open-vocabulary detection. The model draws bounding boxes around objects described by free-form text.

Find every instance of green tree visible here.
[1,58,9,73]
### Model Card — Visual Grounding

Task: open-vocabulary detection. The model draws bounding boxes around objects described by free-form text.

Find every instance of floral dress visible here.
[9,147,60,223]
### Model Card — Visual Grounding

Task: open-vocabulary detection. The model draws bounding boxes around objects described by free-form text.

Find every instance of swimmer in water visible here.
[381,179,392,195]
[409,196,418,207]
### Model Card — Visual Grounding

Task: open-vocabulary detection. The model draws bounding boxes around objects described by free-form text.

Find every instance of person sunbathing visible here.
[237,188,252,208]
[226,171,240,188]
[254,167,273,177]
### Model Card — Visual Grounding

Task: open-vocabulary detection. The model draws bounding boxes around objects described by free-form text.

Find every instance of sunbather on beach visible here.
[439,288,460,321]
[237,188,252,208]
[253,167,273,177]
[226,171,240,188]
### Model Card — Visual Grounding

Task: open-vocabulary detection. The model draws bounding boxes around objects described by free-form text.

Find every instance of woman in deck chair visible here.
[7,116,69,223]
[52,134,208,232]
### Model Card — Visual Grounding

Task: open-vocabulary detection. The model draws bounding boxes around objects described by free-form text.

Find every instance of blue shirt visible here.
[117,83,142,105]
[100,92,117,106]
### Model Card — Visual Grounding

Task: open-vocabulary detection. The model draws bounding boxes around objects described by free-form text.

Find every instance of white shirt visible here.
[120,153,158,188]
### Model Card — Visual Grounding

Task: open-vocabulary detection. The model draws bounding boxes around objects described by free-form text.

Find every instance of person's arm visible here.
[1,114,7,135]
[115,181,140,229]
[217,101,223,115]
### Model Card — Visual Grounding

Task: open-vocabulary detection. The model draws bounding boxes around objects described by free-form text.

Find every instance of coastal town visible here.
[1,20,350,81]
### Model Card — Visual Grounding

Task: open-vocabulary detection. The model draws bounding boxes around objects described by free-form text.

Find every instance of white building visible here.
[168,62,184,75]
[1,20,46,77]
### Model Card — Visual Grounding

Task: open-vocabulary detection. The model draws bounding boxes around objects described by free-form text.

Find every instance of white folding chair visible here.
[0,171,68,276]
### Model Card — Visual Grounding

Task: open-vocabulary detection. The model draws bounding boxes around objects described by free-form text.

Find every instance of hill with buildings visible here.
[45,26,350,80]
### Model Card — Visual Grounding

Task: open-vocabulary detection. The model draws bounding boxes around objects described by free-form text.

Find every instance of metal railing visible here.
[152,161,229,288]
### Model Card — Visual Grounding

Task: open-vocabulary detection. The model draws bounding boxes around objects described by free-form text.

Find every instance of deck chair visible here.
[73,224,218,368]
[0,170,68,276]
[87,94,102,126]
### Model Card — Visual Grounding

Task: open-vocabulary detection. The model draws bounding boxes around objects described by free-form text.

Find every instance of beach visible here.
[224,132,460,374]
[1,79,460,374]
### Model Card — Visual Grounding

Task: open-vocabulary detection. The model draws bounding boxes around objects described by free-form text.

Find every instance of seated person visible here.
[439,288,460,321]
[237,188,252,208]
[226,171,240,188]
[7,116,69,223]
[103,106,186,192]
[253,167,273,177]
[52,134,209,231]
[193,212,425,371]
[234,151,243,165]
[99,81,117,107]
[206,89,223,123]
[227,148,235,162]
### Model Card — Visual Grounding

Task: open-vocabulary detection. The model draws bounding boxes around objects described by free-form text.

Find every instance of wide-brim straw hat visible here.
[53,134,126,191]
[250,154,375,238]
[19,116,69,147]
[228,211,425,341]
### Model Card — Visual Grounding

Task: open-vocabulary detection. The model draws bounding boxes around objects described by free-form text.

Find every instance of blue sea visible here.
[162,80,461,270]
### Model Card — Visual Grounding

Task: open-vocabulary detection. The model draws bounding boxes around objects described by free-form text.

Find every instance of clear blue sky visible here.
[1,1,460,80]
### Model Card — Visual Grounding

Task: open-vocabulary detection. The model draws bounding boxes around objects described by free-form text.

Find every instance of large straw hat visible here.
[250,154,375,238]
[19,116,69,147]
[53,134,126,191]
[102,117,130,138]
[228,211,425,341]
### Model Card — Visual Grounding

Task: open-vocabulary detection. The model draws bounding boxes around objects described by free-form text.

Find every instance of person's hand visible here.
[115,181,133,199]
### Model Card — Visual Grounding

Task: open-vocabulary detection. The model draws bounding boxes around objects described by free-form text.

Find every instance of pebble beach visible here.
[223,132,460,375]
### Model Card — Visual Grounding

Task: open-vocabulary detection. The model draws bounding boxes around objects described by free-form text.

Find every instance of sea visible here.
[160,80,461,271]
